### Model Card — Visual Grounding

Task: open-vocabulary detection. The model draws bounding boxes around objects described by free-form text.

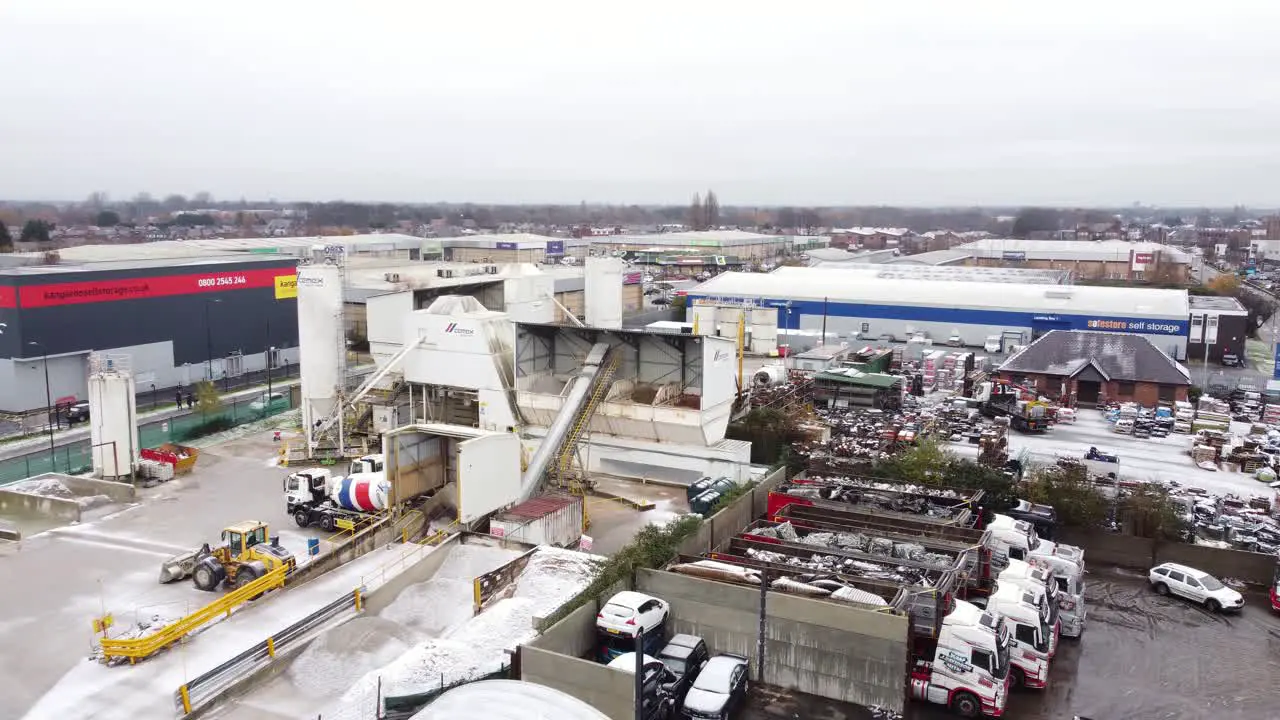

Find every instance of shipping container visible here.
[489,493,584,547]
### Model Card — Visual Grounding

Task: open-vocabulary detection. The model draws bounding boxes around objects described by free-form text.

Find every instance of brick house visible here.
[996,330,1191,407]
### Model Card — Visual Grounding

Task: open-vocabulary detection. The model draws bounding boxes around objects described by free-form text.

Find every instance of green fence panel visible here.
[0,394,296,486]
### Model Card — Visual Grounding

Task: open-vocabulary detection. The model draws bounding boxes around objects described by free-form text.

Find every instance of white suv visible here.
[1148,562,1244,612]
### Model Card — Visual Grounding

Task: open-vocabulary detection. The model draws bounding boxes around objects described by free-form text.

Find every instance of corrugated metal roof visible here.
[956,239,1193,263]
[689,268,1189,317]
[496,493,577,520]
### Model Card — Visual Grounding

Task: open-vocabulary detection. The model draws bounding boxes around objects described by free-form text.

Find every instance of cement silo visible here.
[297,257,347,453]
[87,353,139,480]
[584,256,624,329]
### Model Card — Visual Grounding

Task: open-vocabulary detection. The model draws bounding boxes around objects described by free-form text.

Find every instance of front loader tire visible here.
[193,557,226,592]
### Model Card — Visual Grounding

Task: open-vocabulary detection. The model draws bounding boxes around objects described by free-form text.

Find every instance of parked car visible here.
[66,401,91,424]
[946,333,964,347]
[644,287,662,296]
[679,654,749,719]
[651,297,672,306]
[1220,353,1245,368]
[598,591,671,639]
[249,392,289,415]
[1149,562,1244,612]
[608,653,677,720]
[656,634,709,705]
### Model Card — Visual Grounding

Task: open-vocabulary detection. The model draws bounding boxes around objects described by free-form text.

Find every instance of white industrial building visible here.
[797,262,1070,285]
[687,266,1190,359]
[292,252,750,528]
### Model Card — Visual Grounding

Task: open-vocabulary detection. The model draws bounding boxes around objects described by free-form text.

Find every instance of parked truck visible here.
[285,453,390,531]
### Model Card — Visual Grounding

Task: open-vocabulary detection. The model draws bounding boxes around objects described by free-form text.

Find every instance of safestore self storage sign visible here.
[275,275,298,299]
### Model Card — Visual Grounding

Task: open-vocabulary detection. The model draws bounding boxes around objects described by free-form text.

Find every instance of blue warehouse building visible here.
[687,266,1190,360]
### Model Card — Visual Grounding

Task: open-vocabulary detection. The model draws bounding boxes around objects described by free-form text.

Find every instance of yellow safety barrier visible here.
[179,685,192,714]
[99,566,288,664]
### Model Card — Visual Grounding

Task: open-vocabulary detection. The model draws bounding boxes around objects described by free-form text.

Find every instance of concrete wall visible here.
[288,509,428,587]
[57,474,136,503]
[529,600,598,659]
[0,488,80,522]
[1060,529,1277,586]
[521,645,636,720]
[361,533,461,615]
[636,569,909,711]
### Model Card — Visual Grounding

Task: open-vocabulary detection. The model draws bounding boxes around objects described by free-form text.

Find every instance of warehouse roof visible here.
[0,233,435,265]
[588,230,789,247]
[440,233,555,248]
[801,263,1069,285]
[886,249,972,266]
[690,268,1188,317]
[999,330,1191,385]
[956,238,1194,264]
[0,254,295,276]
[1188,295,1248,314]
[814,368,903,389]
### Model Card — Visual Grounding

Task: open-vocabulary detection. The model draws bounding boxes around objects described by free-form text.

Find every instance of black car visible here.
[679,654,749,719]
[656,634,709,705]
[66,401,90,424]
[608,653,678,720]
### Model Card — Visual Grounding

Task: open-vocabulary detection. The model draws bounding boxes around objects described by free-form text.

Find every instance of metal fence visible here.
[382,665,512,719]
[174,587,364,715]
[0,393,298,485]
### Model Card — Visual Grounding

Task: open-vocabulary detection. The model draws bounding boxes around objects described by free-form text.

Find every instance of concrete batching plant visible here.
[296,249,349,456]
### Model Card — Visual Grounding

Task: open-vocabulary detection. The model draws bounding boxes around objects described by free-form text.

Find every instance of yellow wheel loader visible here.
[159,520,297,591]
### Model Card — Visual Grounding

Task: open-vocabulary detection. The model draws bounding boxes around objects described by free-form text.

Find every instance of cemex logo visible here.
[444,322,474,337]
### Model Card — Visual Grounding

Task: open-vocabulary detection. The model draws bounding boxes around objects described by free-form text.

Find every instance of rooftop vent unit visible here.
[385,272,401,283]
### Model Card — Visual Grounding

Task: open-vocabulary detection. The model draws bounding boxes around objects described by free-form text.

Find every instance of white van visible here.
[984,335,1002,354]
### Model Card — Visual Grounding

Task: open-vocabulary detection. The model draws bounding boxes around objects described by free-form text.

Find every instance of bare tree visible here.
[703,190,720,230]
[86,191,109,211]
[688,192,705,230]
[162,194,188,212]
[192,191,214,206]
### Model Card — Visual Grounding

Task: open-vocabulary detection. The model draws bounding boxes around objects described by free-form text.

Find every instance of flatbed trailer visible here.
[767,486,984,529]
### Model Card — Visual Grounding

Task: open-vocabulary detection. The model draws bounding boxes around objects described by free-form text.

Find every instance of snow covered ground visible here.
[210,544,601,720]
[950,409,1275,498]
[20,539,433,720]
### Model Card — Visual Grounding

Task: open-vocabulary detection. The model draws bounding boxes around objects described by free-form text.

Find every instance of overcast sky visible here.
[3,1,1279,207]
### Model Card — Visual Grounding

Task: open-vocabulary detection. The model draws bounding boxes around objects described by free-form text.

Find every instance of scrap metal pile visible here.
[742,546,935,586]
[773,481,968,521]
[795,395,1003,475]
[666,559,893,607]
[750,520,955,569]
[1165,483,1280,553]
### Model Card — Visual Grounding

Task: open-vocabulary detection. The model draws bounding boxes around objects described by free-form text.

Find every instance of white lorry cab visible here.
[910,600,1011,718]
[987,514,1085,570]
[1020,555,1087,638]
[979,583,1053,689]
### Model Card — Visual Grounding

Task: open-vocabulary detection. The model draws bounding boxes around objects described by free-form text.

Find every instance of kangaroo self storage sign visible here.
[0,268,296,308]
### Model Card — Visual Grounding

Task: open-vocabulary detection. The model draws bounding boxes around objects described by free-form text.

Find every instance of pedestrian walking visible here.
[175,388,183,407]
[185,391,194,409]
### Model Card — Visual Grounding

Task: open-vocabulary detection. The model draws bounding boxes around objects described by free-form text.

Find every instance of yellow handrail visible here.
[555,352,619,477]
[100,566,288,663]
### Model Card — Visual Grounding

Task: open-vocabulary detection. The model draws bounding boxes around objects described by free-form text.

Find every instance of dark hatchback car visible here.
[66,401,91,424]
[679,654,749,720]
[656,634,709,705]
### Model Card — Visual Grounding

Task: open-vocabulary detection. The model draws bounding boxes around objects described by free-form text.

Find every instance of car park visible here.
[679,653,749,719]
[655,634,709,705]
[1148,562,1244,612]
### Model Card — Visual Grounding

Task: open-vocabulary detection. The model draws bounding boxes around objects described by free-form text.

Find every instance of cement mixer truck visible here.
[285,453,390,531]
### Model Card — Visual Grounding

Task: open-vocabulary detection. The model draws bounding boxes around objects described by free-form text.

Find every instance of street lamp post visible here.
[204,299,221,382]
[28,341,55,472]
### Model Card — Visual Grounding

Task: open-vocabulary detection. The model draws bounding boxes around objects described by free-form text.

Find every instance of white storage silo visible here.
[584,256,624,329]
[297,260,346,451]
[88,354,139,480]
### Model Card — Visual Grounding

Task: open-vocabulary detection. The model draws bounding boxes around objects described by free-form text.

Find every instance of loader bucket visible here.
[159,550,199,584]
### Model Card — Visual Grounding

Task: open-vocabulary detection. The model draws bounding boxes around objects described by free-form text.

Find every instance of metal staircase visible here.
[550,351,619,489]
